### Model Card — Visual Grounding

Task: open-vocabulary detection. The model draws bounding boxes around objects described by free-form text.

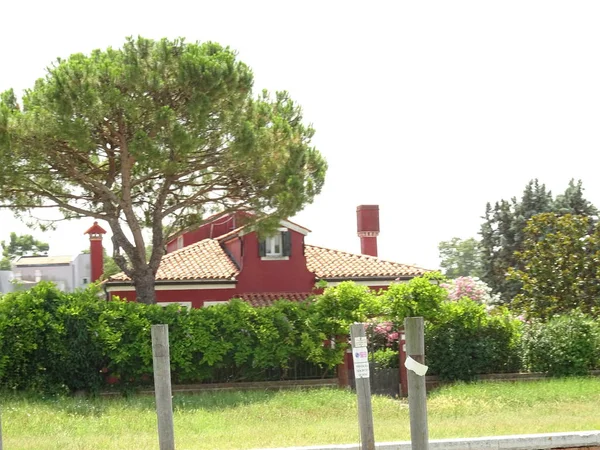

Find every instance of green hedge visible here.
[425,299,523,381]
[2,278,599,394]
[521,311,600,377]
[0,283,341,393]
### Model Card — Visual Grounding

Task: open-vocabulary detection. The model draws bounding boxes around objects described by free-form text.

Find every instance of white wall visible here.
[0,270,14,293]
[73,253,91,290]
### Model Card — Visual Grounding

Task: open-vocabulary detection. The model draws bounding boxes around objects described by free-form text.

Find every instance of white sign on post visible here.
[354,336,368,348]
[352,346,370,379]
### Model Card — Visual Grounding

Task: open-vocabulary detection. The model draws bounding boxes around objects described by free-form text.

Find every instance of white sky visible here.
[1,1,600,269]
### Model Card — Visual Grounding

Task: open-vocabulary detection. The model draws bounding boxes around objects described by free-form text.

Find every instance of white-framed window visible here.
[177,235,184,250]
[265,234,283,256]
[259,229,291,259]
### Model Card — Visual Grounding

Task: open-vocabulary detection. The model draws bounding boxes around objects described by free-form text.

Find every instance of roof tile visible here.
[304,245,428,279]
[109,239,239,282]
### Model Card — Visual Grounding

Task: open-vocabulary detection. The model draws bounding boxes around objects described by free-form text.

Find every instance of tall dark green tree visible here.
[0,37,327,304]
[438,237,483,278]
[0,232,50,269]
[480,179,596,303]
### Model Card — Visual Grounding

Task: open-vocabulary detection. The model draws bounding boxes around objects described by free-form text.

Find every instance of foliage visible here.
[0,36,327,304]
[438,237,483,278]
[371,348,399,369]
[381,272,447,325]
[0,283,340,393]
[311,282,382,336]
[364,320,399,351]
[521,311,600,376]
[509,213,600,320]
[479,179,597,303]
[0,283,105,393]
[0,232,49,270]
[441,276,499,306]
[425,299,522,381]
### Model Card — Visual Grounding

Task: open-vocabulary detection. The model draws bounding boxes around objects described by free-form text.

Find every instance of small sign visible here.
[354,336,368,348]
[353,346,370,379]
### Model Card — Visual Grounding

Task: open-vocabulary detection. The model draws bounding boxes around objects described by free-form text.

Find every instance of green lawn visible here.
[2,378,600,450]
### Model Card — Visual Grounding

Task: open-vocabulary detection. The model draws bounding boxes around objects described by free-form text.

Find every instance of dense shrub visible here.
[521,311,600,376]
[0,283,343,393]
[425,299,522,381]
[381,272,447,326]
[371,349,399,369]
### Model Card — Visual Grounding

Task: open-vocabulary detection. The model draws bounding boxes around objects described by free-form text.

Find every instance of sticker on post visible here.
[404,355,428,376]
[353,347,370,378]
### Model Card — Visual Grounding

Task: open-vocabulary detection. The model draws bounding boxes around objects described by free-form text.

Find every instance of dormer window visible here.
[266,234,283,256]
[259,230,291,259]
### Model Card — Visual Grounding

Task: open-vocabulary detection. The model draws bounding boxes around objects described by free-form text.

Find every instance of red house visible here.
[103,205,428,307]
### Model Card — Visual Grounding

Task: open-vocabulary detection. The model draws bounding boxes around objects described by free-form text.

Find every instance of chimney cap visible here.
[84,221,107,235]
[356,205,379,211]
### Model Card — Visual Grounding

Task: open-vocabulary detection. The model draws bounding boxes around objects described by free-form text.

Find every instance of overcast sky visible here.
[1,1,599,269]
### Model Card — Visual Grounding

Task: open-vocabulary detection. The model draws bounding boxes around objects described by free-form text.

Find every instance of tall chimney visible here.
[84,221,107,282]
[356,205,380,257]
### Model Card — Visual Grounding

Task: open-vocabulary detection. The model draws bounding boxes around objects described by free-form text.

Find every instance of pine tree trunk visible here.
[133,268,157,304]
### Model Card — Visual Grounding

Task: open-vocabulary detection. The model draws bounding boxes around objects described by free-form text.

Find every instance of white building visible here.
[8,254,92,292]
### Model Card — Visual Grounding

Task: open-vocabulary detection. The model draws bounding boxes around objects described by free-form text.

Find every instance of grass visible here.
[2,377,600,449]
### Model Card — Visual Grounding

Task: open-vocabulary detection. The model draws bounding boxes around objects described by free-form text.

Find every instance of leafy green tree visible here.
[0,37,327,304]
[480,179,596,303]
[508,213,600,320]
[438,237,483,278]
[0,232,50,269]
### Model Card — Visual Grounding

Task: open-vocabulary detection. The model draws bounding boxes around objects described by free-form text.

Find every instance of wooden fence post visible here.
[152,324,175,450]
[350,324,375,450]
[404,317,429,450]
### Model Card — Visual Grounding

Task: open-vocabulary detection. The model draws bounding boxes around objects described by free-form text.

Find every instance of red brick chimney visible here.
[356,205,380,257]
[84,221,107,282]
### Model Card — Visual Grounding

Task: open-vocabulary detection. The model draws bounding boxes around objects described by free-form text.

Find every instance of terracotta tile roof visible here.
[237,292,314,307]
[109,239,239,282]
[304,245,428,279]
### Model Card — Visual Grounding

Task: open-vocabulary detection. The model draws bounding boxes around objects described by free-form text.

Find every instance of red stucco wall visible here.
[165,212,248,253]
[235,231,316,293]
[223,237,242,267]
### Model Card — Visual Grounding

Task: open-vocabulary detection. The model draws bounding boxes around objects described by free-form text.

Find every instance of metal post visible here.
[152,324,175,450]
[350,324,375,450]
[404,317,429,450]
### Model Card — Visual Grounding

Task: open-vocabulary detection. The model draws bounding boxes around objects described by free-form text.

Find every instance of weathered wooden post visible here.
[404,317,429,450]
[350,323,375,450]
[152,324,175,450]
